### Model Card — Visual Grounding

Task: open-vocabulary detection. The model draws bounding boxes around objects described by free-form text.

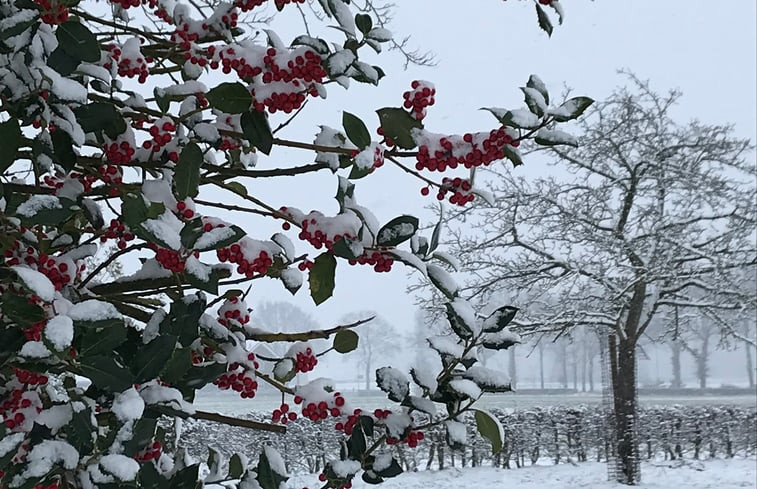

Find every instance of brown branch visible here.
[192,410,286,434]
[247,316,374,342]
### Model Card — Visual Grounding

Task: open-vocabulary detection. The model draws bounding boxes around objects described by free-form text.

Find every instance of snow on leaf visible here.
[427,264,459,299]
[376,366,409,402]
[11,266,55,302]
[44,315,73,351]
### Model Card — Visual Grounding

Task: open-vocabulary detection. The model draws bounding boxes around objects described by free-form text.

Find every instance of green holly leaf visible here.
[175,142,202,200]
[376,107,422,150]
[474,409,504,454]
[0,119,22,173]
[342,111,371,149]
[551,96,595,122]
[376,215,418,247]
[56,20,100,63]
[206,82,253,114]
[309,252,336,305]
[241,110,273,155]
[333,329,359,354]
[535,2,553,37]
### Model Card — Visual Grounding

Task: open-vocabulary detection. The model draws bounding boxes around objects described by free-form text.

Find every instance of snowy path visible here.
[289,459,756,489]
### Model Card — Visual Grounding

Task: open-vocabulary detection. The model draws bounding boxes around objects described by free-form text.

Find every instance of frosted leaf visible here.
[112,388,145,422]
[384,412,412,439]
[0,433,24,458]
[535,128,578,147]
[68,300,121,322]
[280,268,303,293]
[461,367,512,393]
[16,195,62,217]
[100,454,140,481]
[405,395,436,415]
[427,264,459,298]
[20,341,51,358]
[507,108,541,128]
[44,315,74,351]
[522,86,547,114]
[367,27,392,42]
[11,266,55,302]
[330,459,361,478]
[375,367,409,402]
[263,445,288,477]
[16,440,79,481]
[445,420,467,446]
[448,379,482,400]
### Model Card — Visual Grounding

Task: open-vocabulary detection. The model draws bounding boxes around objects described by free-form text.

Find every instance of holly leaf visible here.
[79,355,134,392]
[333,329,358,354]
[74,103,127,139]
[355,13,373,35]
[206,83,252,114]
[131,334,177,383]
[241,110,273,155]
[474,409,504,454]
[376,107,422,149]
[0,119,21,173]
[56,20,100,63]
[551,96,595,122]
[535,2,553,37]
[309,252,336,305]
[175,142,202,200]
[376,215,418,247]
[342,111,371,149]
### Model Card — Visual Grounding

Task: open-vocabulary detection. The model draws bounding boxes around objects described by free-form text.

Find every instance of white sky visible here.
[195,1,757,331]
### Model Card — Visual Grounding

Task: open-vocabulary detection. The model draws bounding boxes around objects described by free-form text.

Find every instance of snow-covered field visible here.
[194,388,757,416]
[289,459,757,489]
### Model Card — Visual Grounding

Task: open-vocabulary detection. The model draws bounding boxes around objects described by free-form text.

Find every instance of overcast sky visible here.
[196,1,757,332]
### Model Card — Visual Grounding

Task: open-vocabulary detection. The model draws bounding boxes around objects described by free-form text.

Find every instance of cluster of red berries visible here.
[294,392,348,423]
[293,215,356,252]
[4,244,77,291]
[294,347,317,373]
[175,201,195,220]
[272,403,297,424]
[97,164,124,196]
[35,0,69,24]
[33,482,59,489]
[22,320,45,342]
[105,41,151,83]
[434,177,474,206]
[101,219,136,250]
[347,251,394,273]
[13,368,48,387]
[104,140,135,165]
[134,441,163,462]
[214,365,258,398]
[274,0,306,9]
[217,296,250,327]
[153,247,186,274]
[373,408,391,419]
[217,242,273,278]
[415,127,519,173]
[333,409,364,435]
[144,119,177,153]
[191,345,214,365]
[403,80,436,121]
[386,430,424,448]
[296,259,314,272]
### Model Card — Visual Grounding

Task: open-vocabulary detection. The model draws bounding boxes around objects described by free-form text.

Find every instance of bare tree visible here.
[428,75,757,484]
[339,311,399,390]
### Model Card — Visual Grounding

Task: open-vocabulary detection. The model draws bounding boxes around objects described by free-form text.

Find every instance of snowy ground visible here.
[289,459,757,489]
[194,388,757,416]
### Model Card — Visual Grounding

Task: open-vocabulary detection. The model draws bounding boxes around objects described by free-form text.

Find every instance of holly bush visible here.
[0,0,590,487]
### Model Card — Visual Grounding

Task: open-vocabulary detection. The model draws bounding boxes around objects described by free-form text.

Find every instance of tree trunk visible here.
[561,342,569,389]
[582,341,588,392]
[539,343,545,390]
[588,352,595,392]
[697,334,709,389]
[746,342,755,389]
[572,348,579,390]
[509,347,517,389]
[670,342,682,389]
[364,350,372,391]
[610,333,641,485]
